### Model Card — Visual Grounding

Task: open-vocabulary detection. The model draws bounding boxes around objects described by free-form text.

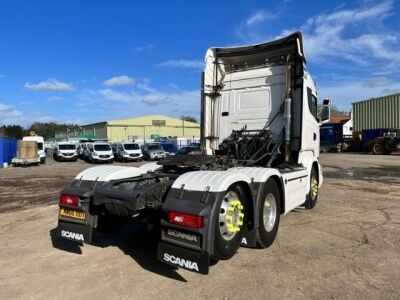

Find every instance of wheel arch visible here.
[302,158,322,192]
[269,175,285,215]
[232,180,255,231]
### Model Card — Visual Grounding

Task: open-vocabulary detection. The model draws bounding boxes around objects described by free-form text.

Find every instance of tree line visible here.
[0,122,79,140]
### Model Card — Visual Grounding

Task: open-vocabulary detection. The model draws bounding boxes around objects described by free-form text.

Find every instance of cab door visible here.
[301,79,320,156]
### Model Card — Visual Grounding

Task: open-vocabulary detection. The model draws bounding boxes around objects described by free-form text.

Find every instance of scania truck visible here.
[55,32,323,274]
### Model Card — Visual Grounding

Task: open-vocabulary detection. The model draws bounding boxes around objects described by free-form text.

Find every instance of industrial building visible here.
[352,92,400,131]
[55,115,200,142]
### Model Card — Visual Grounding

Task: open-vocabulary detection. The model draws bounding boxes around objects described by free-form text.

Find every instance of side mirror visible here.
[320,98,331,123]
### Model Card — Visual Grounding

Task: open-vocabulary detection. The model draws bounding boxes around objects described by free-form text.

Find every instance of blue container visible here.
[0,136,17,167]
[362,128,389,146]
[320,123,343,145]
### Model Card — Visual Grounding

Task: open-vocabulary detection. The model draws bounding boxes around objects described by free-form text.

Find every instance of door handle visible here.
[313,133,317,141]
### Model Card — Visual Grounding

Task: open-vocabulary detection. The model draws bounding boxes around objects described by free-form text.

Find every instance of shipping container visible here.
[0,136,17,167]
[352,93,400,131]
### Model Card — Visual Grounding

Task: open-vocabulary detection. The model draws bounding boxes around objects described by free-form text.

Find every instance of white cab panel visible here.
[281,170,309,213]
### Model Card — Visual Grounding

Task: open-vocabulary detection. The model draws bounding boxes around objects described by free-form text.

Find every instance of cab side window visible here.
[307,87,318,119]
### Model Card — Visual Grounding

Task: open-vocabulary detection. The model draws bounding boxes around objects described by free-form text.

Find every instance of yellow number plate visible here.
[59,208,86,220]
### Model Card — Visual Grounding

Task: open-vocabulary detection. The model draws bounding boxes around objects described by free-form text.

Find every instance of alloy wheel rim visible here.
[219,191,244,241]
[263,193,277,232]
[311,177,318,199]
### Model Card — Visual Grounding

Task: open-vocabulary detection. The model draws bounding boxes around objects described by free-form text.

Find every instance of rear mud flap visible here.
[241,229,257,248]
[57,221,93,244]
[157,242,210,275]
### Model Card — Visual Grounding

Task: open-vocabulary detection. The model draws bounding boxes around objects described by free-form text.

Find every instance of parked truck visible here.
[55,32,323,274]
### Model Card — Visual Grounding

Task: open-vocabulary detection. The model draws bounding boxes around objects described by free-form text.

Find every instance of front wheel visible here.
[304,166,319,209]
[255,179,281,248]
[213,184,247,260]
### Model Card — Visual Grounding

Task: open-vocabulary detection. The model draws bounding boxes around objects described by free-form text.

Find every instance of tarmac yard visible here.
[0,154,399,299]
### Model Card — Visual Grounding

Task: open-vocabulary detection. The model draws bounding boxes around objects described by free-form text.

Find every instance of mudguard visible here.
[158,168,286,273]
[75,165,146,181]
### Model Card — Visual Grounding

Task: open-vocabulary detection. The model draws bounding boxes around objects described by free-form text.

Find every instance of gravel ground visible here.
[0,153,399,299]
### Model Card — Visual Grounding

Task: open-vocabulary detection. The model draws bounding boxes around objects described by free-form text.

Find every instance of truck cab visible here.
[55,32,322,275]
[22,136,45,163]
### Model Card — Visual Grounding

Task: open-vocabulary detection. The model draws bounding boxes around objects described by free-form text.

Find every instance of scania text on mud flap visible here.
[55,32,323,275]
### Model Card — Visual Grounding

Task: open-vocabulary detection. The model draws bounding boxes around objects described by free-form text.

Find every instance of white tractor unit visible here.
[56,32,323,274]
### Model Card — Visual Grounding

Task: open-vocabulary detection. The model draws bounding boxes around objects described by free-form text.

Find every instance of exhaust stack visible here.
[284,59,293,162]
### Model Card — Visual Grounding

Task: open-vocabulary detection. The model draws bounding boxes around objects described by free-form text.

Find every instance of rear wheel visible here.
[372,143,384,155]
[304,166,318,209]
[213,184,246,260]
[256,179,281,248]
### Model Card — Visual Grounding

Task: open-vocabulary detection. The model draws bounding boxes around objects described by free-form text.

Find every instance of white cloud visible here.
[0,102,55,126]
[158,59,203,70]
[142,94,168,106]
[237,1,399,69]
[47,96,64,102]
[103,75,135,87]
[0,103,23,124]
[363,76,395,88]
[99,84,199,110]
[245,10,273,27]
[99,89,138,102]
[134,44,153,52]
[319,79,400,110]
[24,78,74,91]
[298,1,400,65]
[73,83,200,123]
[237,9,283,42]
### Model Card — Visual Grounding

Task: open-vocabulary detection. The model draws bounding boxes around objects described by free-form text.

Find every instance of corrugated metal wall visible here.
[0,137,17,167]
[54,115,201,142]
[352,93,400,131]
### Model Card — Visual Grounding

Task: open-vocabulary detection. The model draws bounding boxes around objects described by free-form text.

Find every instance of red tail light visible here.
[168,211,203,229]
[59,194,79,206]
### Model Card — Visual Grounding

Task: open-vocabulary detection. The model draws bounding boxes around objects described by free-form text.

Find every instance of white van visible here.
[53,142,78,162]
[115,142,143,162]
[22,136,45,163]
[87,142,114,163]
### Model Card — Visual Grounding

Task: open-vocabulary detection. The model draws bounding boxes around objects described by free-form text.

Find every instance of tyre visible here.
[255,179,281,248]
[304,166,319,209]
[213,184,247,260]
[372,143,384,155]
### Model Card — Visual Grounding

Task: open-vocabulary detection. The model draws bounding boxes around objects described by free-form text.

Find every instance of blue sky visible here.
[0,0,399,126]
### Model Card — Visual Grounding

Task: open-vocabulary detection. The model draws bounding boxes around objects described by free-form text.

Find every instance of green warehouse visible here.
[55,115,200,142]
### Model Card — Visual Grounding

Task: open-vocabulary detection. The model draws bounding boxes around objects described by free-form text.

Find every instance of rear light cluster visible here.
[59,194,79,206]
[168,211,203,229]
